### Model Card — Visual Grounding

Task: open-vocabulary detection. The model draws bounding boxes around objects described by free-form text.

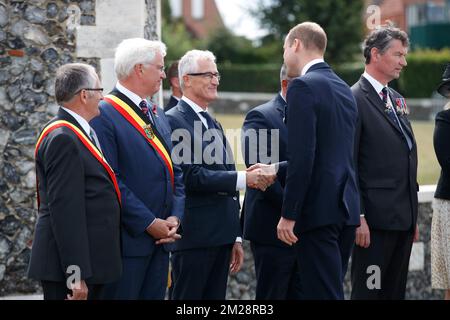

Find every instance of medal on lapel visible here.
[143,124,155,139]
[395,98,409,115]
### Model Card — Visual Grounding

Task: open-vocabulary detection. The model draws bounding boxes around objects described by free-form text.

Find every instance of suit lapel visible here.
[177,100,234,170]
[359,77,403,135]
[110,89,171,153]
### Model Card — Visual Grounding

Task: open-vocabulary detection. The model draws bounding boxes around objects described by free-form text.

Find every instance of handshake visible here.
[246,163,277,191]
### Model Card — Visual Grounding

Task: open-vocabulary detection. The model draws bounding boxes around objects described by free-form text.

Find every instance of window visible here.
[191,0,204,20]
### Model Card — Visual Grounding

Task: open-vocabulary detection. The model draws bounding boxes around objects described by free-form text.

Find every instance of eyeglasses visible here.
[75,88,104,94]
[187,72,221,81]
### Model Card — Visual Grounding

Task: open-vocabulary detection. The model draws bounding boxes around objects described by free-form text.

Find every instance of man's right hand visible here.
[355,216,371,248]
[246,163,277,191]
[146,218,178,240]
[67,280,88,300]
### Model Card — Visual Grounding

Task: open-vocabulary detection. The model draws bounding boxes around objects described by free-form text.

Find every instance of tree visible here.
[252,0,364,64]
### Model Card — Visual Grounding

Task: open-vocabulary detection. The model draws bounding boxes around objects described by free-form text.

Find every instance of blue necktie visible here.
[199,111,217,130]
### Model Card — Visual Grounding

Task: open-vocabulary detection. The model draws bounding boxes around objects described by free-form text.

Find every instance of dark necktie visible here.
[139,100,151,121]
[199,111,217,130]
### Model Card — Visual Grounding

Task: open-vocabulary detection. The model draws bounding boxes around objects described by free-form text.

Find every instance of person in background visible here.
[432,62,450,300]
[165,60,182,112]
[241,64,301,299]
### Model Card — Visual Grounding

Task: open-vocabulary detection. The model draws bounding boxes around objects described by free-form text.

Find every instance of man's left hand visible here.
[229,242,244,274]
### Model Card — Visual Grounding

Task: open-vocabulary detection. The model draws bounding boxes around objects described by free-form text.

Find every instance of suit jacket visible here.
[28,108,122,284]
[352,76,418,230]
[166,99,241,251]
[241,93,289,246]
[279,62,360,233]
[434,109,450,200]
[90,89,185,257]
[165,95,179,112]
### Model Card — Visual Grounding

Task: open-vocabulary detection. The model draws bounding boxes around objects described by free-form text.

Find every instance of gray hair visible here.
[54,63,97,104]
[280,63,291,83]
[114,38,167,80]
[178,50,216,89]
[363,23,409,64]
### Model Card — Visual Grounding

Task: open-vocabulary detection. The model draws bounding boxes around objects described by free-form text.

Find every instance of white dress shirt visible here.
[301,58,325,76]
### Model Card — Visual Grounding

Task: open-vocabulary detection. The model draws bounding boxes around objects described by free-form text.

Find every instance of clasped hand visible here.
[246,163,277,191]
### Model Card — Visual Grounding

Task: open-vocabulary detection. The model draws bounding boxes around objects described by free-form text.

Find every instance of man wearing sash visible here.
[90,38,185,299]
[28,63,122,300]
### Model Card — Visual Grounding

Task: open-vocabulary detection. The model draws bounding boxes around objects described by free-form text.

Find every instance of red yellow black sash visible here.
[103,94,174,187]
[35,120,122,207]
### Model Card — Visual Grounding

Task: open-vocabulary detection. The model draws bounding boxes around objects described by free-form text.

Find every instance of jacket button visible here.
[233,196,237,201]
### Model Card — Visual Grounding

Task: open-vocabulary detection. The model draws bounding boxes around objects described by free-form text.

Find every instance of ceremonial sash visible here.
[104,95,174,187]
[35,120,122,207]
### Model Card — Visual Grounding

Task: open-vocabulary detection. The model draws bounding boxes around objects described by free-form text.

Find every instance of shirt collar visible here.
[61,107,91,136]
[279,91,287,103]
[181,96,208,115]
[301,58,325,76]
[363,71,387,95]
[116,81,147,108]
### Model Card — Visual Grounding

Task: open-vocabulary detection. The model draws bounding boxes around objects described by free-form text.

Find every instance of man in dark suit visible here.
[90,38,185,299]
[276,22,360,299]
[166,49,275,300]
[28,63,122,300]
[241,64,301,299]
[350,24,419,300]
[164,60,182,112]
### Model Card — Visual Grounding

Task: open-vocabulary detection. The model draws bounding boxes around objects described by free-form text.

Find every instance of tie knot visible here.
[139,100,148,110]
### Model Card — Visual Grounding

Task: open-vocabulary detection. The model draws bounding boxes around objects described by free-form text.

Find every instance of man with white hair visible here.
[90,38,185,299]
[166,49,274,299]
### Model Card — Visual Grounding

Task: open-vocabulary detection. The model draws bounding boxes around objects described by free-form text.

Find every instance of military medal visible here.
[143,124,155,139]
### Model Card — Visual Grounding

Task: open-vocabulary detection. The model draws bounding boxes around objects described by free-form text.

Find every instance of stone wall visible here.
[0,0,156,296]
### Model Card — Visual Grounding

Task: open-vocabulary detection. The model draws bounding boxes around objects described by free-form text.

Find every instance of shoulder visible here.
[40,127,79,155]
[436,109,450,123]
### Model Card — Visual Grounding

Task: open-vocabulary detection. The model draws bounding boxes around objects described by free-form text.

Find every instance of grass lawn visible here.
[215,113,440,186]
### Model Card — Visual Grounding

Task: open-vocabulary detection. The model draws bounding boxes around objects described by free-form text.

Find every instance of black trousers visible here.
[251,242,301,300]
[171,244,232,300]
[350,229,414,300]
[41,281,105,300]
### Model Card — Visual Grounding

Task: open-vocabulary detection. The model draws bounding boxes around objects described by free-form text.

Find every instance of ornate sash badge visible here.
[395,98,409,115]
[143,124,155,139]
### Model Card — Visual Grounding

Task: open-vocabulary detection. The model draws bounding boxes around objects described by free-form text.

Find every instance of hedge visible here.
[398,49,450,98]
[163,50,450,97]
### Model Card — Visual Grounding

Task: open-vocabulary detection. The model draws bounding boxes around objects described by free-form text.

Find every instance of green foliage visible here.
[162,19,201,64]
[251,0,364,64]
[399,49,450,98]
[218,64,280,92]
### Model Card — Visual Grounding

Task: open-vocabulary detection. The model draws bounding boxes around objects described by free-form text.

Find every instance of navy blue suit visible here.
[166,100,241,299]
[241,93,300,299]
[278,62,360,299]
[90,89,185,299]
[165,95,179,112]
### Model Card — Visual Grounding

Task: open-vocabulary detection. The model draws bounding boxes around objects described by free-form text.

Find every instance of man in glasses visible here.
[166,49,275,299]
[28,63,122,300]
[90,38,185,299]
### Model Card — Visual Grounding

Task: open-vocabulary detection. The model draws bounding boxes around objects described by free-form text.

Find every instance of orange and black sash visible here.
[35,120,121,208]
[103,94,174,187]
